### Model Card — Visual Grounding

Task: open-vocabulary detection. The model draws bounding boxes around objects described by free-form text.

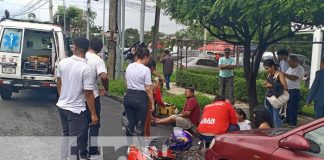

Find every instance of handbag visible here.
[267,90,290,109]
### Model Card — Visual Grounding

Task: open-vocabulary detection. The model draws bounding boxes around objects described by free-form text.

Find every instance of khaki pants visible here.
[171,115,194,130]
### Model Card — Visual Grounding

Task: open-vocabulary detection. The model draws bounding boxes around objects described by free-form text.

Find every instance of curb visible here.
[298,114,315,121]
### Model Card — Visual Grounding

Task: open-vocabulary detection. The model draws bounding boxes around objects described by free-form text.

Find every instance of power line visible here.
[11,0,40,16]
[54,0,155,12]
[12,0,49,17]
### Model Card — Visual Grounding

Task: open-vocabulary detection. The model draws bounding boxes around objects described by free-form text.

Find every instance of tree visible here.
[124,28,139,47]
[175,24,214,41]
[161,0,324,115]
[54,6,97,37]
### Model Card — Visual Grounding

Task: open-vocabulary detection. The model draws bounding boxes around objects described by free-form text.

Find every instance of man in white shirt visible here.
[84,38,108,156]
[277,49,289,72]
[56,37,98,160]
[283,55,304,126]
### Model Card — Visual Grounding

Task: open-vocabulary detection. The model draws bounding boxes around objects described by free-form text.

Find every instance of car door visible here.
[271,126,324,160]
[0,27,24,79]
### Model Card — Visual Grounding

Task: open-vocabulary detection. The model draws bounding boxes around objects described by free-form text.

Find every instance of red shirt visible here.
[197,101,237,135]
[182,96,200,126]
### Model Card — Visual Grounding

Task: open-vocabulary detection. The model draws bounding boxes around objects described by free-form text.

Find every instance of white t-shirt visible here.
[56,55,94,114]
[285,65,304,89]
[125,62,152,91]
[86,52,108,98]
[238,120,252,130]
[279,60,289,72]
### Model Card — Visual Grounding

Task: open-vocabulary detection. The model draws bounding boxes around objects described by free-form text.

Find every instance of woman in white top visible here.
[236,108,252,130]
[124,48,154,137]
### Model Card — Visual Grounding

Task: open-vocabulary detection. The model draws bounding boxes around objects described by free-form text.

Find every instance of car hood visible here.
[224,128,290,137]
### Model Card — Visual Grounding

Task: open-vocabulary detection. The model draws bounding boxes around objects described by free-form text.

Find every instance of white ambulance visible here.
[0,18,68,100]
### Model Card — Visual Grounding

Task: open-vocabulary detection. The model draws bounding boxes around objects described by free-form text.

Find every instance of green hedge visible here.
[185,68,268,80]
[176,70,219,95]
[176,69,308,106]
[164,93,212,111]
[109,79,126,97]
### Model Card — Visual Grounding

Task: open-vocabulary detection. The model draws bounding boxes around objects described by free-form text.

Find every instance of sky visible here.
[0,0,185,34]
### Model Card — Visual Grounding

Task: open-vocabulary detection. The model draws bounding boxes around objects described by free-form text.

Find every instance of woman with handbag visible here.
[263,59,288,128]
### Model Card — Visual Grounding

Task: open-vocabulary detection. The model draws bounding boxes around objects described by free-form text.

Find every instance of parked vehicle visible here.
[205,118,324,160]
[176,57,218,69]
[0,18,68,100]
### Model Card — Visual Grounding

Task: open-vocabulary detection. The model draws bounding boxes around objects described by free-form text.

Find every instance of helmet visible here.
[168,127,193,151]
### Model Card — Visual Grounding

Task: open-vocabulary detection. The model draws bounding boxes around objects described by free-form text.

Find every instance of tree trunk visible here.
[247,72,258,120]
[243,43,268,120]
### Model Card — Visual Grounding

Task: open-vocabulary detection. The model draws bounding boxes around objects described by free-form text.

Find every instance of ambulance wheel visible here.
[0,85,12,100]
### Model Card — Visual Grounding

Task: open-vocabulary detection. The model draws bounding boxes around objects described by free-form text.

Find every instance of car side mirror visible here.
[279,134,310,151]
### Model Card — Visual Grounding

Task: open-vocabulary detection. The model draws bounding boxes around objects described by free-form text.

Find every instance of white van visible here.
[0,19,68,100]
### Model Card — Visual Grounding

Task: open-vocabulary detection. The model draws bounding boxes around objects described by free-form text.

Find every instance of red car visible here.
[206,118,324,160]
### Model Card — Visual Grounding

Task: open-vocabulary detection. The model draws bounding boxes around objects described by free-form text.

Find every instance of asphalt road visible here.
[0,90,173,160]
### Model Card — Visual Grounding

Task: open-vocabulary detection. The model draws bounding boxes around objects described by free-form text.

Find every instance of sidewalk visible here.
[166,82,314,126]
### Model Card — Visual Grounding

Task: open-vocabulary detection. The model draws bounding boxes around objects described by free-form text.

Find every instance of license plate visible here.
[2,67,16,74]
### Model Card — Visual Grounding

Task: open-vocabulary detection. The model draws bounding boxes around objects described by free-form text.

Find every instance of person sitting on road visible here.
[236,108,252,130]
[155,87,200,130]
[252,107,273,129]
[197,95,239,145]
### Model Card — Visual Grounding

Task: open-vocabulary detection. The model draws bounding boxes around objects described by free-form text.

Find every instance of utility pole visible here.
[63,0,66,34]
[86,0,91,39]
[140,0,145,43]
[102,0,107,60]
[115,0,121,78]
[107,0,118,80]
[151,0,160,59]
[120,0,125,78]
[49,0,53,23]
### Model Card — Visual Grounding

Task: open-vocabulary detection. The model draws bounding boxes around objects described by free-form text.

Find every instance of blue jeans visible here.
[199,124,239,148]
[265,99,282,128]
[286,89,300,126]
[314,101,324,119]
[124,90,148,136]
[164,74,171,89]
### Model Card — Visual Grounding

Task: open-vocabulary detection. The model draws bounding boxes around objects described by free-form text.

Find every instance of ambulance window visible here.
[0,28,23,53]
